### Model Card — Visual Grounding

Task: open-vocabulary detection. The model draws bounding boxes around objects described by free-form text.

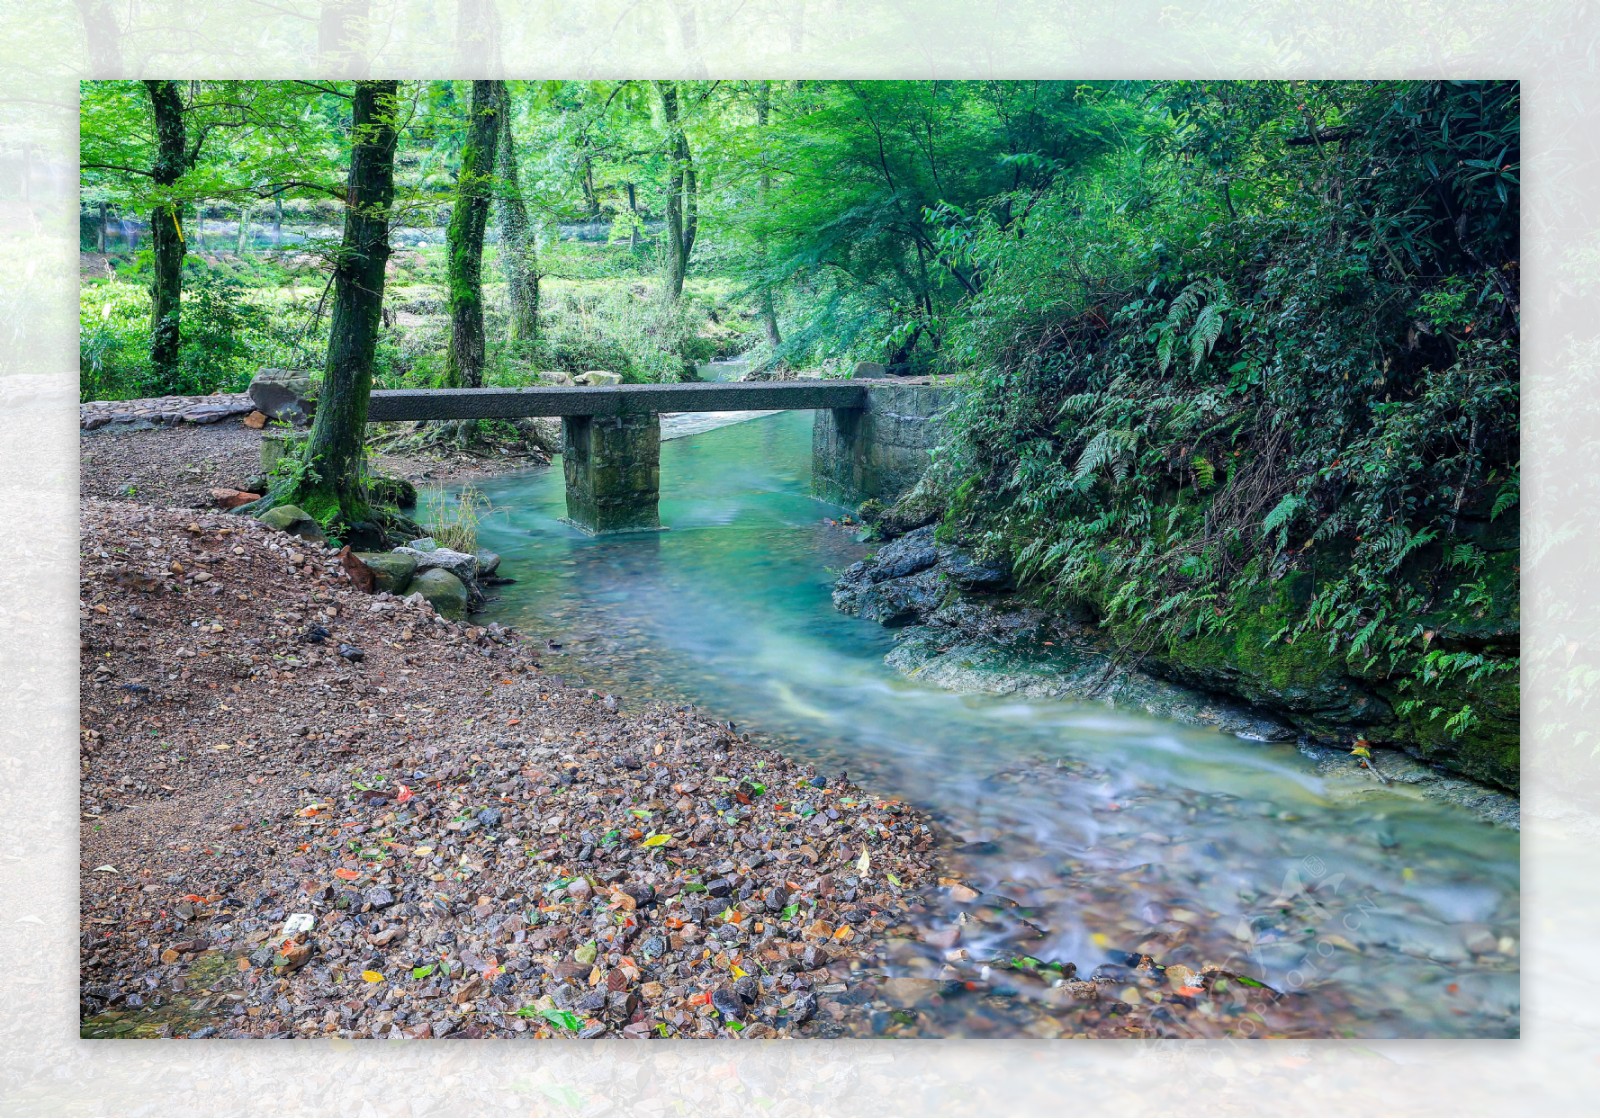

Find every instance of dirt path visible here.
[80,419,546,511]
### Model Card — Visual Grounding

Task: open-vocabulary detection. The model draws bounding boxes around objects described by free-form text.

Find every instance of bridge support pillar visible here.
[562,413,662,534]
[812,383,958,508]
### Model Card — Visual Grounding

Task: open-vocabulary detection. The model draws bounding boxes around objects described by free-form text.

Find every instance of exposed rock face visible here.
[832,527,1010,626]
[575,370,623,386]
[837,535,1294,742]
[836,519,1520,795]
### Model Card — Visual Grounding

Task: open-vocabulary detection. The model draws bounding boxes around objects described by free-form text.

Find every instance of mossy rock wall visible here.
[1098,568,1518,791]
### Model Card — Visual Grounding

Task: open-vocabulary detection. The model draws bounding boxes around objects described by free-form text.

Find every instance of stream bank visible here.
[834,524,1519,827]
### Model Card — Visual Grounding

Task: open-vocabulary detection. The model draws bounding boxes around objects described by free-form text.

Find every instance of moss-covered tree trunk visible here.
[145,80,187,385]
[445,80,500,389]
[492,81,538,347]
[253,80,399,538]
[655,80,697,303]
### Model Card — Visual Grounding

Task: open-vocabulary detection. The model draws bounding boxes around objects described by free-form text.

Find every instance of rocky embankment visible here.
[834,526,1519,826]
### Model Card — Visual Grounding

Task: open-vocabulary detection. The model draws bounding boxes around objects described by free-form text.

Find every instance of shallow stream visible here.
[468,409,1519,1039]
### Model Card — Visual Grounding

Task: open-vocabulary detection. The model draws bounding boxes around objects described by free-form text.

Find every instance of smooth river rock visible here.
[355,551,418,594]
[409,568,469,619]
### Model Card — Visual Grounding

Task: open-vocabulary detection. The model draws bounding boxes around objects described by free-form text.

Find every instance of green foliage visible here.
[80,271,307,400]
[941,79,1520,735]
[422,485,491,553]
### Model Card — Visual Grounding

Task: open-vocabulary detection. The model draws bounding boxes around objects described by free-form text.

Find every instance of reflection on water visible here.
[467,410,1519,1038]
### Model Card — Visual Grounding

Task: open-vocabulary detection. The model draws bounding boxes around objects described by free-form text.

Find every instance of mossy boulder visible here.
[355,551,418,594]
[410,568,469,619]
[257,504,326,544]
[367,475,418,508]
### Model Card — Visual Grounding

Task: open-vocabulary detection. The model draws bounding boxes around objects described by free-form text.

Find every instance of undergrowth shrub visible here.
[940,79,1521,741]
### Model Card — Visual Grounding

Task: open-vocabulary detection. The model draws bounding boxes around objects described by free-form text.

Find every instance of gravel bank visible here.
[79,500,941,1039]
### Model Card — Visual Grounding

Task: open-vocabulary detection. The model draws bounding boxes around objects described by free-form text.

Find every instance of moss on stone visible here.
[1081,558,1519,791]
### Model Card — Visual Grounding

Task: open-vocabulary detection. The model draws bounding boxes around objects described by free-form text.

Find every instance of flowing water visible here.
[467,409,1519,1039]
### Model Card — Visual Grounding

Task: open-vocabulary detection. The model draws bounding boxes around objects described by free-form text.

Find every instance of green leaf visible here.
[412,964,436,979]
[538,1008,585,1031]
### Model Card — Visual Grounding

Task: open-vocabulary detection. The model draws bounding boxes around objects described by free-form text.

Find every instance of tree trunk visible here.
[655,81,697,302]
[754,81,781,350]
[145,80,187,386]
[237,203,250,254]
[492,81,539,347]
[192,203,204,248]
[273,196,283,245]
[96,201,108,253]
[266,79,400,535]
[579,154,599,219]
[626,181,639,247]
[445,80,500,389]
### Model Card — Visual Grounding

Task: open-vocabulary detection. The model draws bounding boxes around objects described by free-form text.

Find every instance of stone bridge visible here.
[367,379,959,534]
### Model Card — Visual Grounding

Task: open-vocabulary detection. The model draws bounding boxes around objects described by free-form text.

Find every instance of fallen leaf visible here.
[361,970,385,983]
[333,867,360,881]
[538,1008,583,1031]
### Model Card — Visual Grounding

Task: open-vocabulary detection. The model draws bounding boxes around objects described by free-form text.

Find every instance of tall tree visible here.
[444,80,500,389]
[493,81,539,347]
[145,80,191,386]
[753,80,781,352]
[654,80,698,302]
[251,80,402,537]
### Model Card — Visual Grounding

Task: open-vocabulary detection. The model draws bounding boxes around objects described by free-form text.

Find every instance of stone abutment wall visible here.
[812,384,959,508]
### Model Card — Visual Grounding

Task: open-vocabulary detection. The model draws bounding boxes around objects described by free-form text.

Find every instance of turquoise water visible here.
[468,410,1520,1038]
